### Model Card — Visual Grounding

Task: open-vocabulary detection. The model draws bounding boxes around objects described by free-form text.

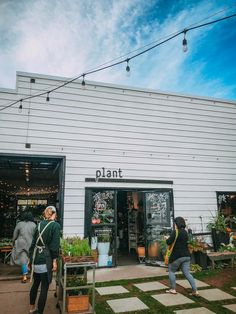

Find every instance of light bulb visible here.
[182,31,188,52]
[82,75,86,89]
[46,92,50,102]
[182,38,188,52]
[18,101,23,113]
[126,60,131,77]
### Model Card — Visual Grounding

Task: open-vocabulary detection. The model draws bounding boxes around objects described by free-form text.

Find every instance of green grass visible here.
[92,268,236,314]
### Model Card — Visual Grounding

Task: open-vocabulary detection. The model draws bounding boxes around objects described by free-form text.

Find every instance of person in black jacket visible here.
[165,216,199,296]
[28,206,61,314]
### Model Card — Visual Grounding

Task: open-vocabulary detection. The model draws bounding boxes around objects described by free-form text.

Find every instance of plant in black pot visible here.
[207,213,229,251]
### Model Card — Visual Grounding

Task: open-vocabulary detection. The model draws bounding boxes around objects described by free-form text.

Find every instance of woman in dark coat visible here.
[29,206,60,314]
[166,216,199,296]
[10,211,36,283]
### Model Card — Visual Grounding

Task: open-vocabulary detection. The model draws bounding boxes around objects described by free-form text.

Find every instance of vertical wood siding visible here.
[0,72,236,236]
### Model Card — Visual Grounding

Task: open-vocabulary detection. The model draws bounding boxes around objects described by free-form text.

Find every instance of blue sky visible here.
[0,0,236,100]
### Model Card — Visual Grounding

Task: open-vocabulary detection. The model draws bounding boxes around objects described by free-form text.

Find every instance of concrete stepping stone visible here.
[176,279,209,289]
[223,304,236,312]
[175,307,215,313]
[134,281,168,292]
[96,285,129,295]
[107,297,149,313]
[232,287,236,290]
[199,288,235,301]
[152,293,194,306]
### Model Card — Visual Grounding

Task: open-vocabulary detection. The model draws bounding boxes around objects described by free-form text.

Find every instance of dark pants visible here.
[30,272,50,314]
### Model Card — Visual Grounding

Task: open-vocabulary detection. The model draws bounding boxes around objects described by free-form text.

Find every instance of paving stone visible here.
[152,293,194,306]
[223,304,236,312]
[175,307,215,314]
[199,288,235,301]
[107,297,149,313]
[176,279,209,289]
[134,281,168,292]
[96,285,129,295]
[232,287,236,290]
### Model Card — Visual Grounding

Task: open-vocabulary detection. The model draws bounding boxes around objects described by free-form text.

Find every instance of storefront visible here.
[0,71,236,268]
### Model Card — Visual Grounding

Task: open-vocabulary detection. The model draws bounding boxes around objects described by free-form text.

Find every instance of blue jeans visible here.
[168,256,197,291]
[21,263,28,275]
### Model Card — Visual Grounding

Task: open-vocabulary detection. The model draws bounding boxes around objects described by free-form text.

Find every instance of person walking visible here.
[165,216,199,296]
[29,205,61,314]
[10,211,36,283]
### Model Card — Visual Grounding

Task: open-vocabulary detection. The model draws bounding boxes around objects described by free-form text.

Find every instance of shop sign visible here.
[95,167,123,180]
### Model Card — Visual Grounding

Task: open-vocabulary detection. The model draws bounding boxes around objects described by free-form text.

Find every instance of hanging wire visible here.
[0,11,236,112]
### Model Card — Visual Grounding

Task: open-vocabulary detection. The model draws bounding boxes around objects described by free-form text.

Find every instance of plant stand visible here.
[207,252,236,269]
[56,258,96,314]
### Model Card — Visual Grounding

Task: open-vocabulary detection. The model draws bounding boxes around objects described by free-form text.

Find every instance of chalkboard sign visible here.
[91,191,115,225]
[145,192,169,225]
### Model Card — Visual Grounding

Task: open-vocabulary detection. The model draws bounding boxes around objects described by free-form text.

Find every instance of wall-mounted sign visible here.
[96,167,123,180]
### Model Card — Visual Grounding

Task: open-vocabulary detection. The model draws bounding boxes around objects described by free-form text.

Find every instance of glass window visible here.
[217,192,236,230]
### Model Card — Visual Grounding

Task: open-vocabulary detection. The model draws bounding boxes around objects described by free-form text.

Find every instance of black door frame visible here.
[0,152,66,228]
[84,187,174,266]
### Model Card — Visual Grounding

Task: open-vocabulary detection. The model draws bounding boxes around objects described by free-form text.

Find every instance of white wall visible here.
[1,72,236,236]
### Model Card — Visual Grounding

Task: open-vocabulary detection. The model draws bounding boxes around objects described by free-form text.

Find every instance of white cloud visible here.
[0,0,235,99]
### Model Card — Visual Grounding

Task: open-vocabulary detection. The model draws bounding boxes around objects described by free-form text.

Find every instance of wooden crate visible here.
[62,255,95,263]
[67,295,89,313]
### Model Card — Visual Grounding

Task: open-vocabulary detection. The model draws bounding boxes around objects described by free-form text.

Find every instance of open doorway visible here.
[85,187,173,267]
[0,154,65,276]
[117,191,144,266]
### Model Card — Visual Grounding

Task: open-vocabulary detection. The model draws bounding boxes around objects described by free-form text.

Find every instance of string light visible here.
[82,74,86,89]
[18,100,23,113]
[126,59,131,77]
[0,12,235,112]
[46,92,50,102]
[182,30,188,52]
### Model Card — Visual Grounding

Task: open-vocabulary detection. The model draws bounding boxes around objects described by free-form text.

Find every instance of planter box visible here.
[62,255,95,263]
[211,229,229,251]
[193,251,209,270]
[67,295,89,313]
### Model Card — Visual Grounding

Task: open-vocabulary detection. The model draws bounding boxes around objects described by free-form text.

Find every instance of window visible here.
[217,192,236,230]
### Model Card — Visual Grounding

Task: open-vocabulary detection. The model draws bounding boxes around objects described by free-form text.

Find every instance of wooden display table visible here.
[207,252,236,269]
[0,245,12,263]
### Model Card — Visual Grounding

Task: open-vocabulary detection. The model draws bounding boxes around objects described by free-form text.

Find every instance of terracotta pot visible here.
[188,245,193,254]
[148,242,158,257]
[67,295,89,312]
[137,246,145,257]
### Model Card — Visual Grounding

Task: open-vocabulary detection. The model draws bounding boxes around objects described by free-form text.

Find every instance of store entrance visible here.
[116,191,144,266]
[85,187,173,267]
[0,154,65,275]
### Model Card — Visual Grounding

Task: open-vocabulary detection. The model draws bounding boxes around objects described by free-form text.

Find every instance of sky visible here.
[0,0,236,100]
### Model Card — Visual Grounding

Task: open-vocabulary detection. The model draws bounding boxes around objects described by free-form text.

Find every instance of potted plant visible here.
[97,232,110,266]
[188,238,204,254]
[157,238,168,261]
[66,275,90,313]
[207,213,229,251]
[137,237,145,262]
[188,238,210,270]
[60,237,93,263]
[148,240,159,258]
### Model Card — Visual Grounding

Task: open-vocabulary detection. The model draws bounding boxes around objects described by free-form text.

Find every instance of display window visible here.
[217,192,236,230]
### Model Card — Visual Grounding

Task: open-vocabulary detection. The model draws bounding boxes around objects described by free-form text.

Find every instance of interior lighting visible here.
[182,30,188,52]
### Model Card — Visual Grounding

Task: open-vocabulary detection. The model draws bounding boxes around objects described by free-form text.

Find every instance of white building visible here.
[0,71,235,266]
